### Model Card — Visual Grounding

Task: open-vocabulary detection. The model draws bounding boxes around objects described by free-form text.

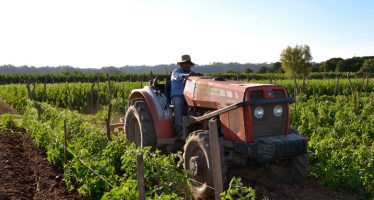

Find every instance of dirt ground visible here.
[0,98,19,115]
[0,128,83,200]
[229,167,361,200]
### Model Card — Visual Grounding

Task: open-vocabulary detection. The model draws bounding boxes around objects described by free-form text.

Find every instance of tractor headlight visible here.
[254,107,264,119]
[273,105,283,117]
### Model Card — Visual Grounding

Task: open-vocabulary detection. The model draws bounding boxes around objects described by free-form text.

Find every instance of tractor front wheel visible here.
[183,130,227,199]
[266,154,308,184]
[124,100,157,148]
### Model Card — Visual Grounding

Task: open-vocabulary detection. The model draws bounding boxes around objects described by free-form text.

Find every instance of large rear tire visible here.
[183,130,227,199]
[124,100,157,148]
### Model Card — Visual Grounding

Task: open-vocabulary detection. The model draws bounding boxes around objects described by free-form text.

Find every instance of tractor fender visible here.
[129,86,174,139]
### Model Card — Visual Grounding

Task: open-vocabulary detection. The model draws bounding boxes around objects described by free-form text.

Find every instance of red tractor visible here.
[124,75,308,198]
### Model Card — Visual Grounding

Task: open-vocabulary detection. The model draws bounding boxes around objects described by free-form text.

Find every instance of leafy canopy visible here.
[280,44,312,79]
[358,58,374,75]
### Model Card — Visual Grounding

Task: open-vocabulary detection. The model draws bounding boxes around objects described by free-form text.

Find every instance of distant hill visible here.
[2,56,373,75]
[0,62,269,74]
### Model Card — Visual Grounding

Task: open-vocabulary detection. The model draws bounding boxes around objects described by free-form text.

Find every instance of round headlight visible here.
[254,107,264,119]
[273,105,283,117]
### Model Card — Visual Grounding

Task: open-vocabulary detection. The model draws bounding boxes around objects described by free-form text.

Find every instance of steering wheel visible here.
[151,75,169,90]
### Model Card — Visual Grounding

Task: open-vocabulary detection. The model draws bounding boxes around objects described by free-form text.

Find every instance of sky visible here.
[0,0,373,68]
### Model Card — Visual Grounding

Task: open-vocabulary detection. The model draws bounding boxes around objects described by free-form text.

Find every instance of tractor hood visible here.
[183,76,287,109]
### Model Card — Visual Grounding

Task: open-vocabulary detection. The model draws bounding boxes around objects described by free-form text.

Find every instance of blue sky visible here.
[0,0,373,68]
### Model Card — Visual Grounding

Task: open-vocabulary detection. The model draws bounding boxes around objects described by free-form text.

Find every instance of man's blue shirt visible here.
[170,68,190,97]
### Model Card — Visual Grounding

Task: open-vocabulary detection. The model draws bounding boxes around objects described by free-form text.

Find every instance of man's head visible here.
[177,54,195,69]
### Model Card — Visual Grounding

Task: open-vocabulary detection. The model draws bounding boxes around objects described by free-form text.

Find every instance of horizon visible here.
[1,0,373,68]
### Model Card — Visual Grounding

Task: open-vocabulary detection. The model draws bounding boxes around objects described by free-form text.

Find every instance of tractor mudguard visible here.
[129,86,174,139]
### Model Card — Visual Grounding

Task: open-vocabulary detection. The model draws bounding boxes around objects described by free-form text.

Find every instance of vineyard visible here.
[1,72,372,85]
[0,74,373,199]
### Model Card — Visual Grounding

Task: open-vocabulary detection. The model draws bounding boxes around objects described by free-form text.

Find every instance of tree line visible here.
[0,72,370,85]
[1,45,373,77]
[0,63,268,75]
[258,54,374,75]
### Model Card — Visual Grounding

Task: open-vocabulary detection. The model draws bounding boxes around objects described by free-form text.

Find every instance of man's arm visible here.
[171,69,189,81]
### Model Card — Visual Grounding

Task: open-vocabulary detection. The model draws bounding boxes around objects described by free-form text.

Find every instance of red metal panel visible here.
[243,105,253,142]
[185,77,292,143]
[220,113,244,141]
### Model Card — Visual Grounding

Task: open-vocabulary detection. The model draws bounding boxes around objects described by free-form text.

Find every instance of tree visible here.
[321,58,343,72]
[335,60,349,72]
[311,63,321,72]
[263,62,284,73]
[358,58,374,76]
[257,66,269,73]
[270,62,284,73]
[336,57,363,72]
[245,68,253,73]
[280,44,312,94]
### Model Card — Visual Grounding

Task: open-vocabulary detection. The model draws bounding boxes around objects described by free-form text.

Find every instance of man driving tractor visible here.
[170,54,197,135]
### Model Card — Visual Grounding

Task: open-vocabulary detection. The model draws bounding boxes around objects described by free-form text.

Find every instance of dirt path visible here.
[0,128,83,200]
[0,98,18,115]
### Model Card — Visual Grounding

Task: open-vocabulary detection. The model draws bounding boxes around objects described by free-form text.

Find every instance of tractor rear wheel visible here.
[124,100,157,148]
[183,130,227,199]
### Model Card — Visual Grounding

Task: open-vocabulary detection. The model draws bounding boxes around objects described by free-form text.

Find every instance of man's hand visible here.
[188,72,203,76]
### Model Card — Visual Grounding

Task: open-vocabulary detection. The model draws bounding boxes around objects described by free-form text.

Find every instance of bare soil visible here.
[0,128,83,200]
[229,166,362,200]
[0,98,19,115]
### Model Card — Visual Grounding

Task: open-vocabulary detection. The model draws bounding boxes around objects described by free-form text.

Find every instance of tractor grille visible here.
[274,90,285,98]
[251,103,287,139]
[250,91,264,99]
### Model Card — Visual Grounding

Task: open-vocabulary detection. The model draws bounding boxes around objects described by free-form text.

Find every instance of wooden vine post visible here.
[137,154,145,200]
[334,75,340,96]
[97,76,101,111]
[346,73,357,113]
[301,76,307,95]
[42,76,47,102]
[66,82,72,109]
[122,78,125,93]
[293,78,299,97]
[209,118,223,200]
[64,120,67,163]
[26,80,42,120]
[90,82,95,109]
[347,72,354,97]
[106,74,112,140]
[26,79,36,100]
